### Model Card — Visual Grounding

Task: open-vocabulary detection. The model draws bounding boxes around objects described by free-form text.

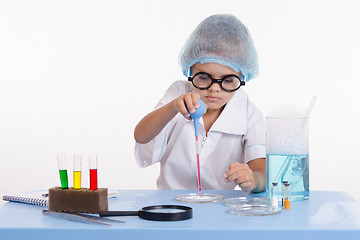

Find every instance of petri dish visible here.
[229,204,281,216]
[175,193,224,203]
[224,196,269,207]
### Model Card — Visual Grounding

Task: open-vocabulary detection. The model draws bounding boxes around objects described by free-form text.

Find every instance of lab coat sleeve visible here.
[134,128,168,167]
[243,103,266,163]
[134,81,191,168]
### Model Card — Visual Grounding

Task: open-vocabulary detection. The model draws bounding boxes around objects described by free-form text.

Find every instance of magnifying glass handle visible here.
[99,211,139,217]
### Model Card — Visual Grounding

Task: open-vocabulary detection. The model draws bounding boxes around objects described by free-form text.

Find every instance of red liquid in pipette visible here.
[90,169,98,190]
[196,136,202,195]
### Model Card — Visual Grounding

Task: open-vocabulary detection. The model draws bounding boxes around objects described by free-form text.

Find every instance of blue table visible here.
[1,190,360,240]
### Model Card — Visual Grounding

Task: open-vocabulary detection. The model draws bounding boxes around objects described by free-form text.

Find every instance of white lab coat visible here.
[135,81,266,190]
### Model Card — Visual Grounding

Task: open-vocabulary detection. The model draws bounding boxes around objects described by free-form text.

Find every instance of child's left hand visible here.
[224,162,256,192]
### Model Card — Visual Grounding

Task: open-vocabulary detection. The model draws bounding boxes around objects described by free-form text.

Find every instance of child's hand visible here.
[224,162,256,192]
[174,92,202,120]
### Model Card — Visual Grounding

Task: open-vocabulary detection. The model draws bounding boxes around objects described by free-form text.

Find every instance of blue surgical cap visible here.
[179,14,259,81]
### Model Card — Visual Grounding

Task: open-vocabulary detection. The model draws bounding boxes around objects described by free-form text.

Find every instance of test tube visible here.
[57,154,68,189]
[283,183,291,210]
[73,154,82,190]
[89,155,98,190]
[270,182,279,210]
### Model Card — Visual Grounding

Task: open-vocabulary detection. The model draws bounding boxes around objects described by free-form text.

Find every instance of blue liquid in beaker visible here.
[266,154,309,201]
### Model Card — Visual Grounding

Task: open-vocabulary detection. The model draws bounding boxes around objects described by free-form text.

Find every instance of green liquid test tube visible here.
[59,169,68,189]
[57,154,68,189]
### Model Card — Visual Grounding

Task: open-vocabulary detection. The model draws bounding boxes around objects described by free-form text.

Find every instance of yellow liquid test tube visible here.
[73,171,81,189]
[73,155,82,190]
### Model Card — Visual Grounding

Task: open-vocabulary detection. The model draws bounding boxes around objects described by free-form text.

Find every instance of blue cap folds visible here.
[179,14,258,81]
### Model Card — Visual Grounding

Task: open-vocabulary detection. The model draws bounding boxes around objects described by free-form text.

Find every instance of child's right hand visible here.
[135,92,204,144]
[174,92,202,120]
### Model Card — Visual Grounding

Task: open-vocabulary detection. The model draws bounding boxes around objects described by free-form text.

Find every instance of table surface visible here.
[1,190,360,240]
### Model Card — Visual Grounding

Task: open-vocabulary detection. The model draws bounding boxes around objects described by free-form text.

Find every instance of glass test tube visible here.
[73,154,82,190]
[89,155,98,190]
[57,154,68,189]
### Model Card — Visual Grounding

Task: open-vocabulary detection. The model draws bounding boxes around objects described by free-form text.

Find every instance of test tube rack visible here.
[48,187,108,214]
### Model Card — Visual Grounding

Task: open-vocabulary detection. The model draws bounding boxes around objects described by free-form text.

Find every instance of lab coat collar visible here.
[202,89,248,135]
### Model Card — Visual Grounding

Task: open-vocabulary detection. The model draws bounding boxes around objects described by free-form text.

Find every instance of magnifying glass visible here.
[99,205,193,221]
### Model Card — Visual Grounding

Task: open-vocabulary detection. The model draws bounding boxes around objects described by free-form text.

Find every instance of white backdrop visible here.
[1,0,360,205]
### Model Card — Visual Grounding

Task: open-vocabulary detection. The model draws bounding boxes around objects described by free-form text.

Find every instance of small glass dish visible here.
[224,196,269,207]
[175,193,224,203]
[229,203,281,216]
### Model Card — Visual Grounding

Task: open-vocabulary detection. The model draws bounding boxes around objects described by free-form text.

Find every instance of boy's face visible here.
[191,63,239,111]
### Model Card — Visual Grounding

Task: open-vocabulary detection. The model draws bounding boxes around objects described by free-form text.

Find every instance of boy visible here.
[134,14,266,192]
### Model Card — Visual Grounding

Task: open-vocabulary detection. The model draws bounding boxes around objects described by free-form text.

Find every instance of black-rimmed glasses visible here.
[188,72,245,92]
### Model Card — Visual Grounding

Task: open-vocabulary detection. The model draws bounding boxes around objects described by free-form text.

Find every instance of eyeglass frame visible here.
[187,72,246,92]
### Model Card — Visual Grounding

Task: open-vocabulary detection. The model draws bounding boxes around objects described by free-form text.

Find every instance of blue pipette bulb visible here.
[189,99,206,136]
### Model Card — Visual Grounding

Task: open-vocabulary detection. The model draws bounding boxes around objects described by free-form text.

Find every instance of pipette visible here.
[188,99,206,195]
[175,99,223,203]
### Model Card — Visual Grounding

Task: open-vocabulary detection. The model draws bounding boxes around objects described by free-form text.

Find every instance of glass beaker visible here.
[266,116,309,201]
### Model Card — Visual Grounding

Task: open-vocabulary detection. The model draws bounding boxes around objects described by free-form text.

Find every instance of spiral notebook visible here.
[2,190,118,207]
[2,192,49,207]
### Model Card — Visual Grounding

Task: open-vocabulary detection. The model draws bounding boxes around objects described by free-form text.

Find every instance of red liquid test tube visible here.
[89,155,98,190]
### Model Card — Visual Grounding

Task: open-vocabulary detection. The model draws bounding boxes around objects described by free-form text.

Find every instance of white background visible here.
[1,0,360,205]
